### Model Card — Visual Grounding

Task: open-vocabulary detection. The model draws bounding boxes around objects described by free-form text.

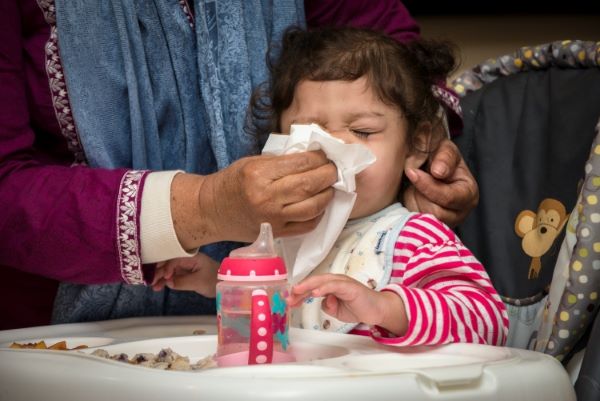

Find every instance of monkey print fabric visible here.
[514,199,569,281]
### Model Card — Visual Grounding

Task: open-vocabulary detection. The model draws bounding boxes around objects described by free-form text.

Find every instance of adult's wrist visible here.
[171,172,221,249]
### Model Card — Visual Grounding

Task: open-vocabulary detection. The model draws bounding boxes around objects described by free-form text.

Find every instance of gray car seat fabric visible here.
[575,311,600,401]
[450,40,600,364]
[533,121,600,359]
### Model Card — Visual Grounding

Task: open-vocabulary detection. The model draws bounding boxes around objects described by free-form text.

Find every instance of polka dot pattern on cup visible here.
[248,289,273,365]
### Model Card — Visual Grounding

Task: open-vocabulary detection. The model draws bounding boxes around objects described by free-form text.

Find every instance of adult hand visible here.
[172,150,337,248]
[403,139,478,228]
[151,253,219,298]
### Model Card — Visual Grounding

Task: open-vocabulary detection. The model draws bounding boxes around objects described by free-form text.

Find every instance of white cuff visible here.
[140,171,198,263]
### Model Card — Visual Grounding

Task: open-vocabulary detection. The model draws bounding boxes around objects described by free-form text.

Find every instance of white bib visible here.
[293,203,414,333]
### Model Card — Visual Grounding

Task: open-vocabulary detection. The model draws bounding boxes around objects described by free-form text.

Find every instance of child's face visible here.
[280,77,426,219]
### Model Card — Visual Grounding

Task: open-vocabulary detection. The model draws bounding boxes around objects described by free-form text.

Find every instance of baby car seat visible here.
[450,40,600,379]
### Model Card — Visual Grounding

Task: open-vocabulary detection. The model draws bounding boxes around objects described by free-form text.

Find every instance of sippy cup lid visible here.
[218,223,287,281]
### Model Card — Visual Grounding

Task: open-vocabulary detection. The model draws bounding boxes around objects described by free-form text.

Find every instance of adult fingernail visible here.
[432,164,448,177]
[406,168,418,182]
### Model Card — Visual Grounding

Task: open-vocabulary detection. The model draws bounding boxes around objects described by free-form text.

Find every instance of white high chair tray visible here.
[0,316,575,401]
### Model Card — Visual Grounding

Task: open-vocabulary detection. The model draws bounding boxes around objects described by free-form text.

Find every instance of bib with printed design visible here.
[292,203,413,332]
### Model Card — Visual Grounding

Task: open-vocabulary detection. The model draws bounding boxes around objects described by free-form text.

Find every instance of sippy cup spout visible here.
[230,222,277,259]
[217,222,287,281]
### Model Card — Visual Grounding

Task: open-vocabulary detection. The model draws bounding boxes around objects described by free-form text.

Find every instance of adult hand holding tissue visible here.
[262,124,376,282]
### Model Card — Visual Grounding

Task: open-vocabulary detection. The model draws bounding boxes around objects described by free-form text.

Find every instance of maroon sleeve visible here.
[305,0,420,43]
[0,0,148,285]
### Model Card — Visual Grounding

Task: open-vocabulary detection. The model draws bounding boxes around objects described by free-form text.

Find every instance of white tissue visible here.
[261,124,376,282]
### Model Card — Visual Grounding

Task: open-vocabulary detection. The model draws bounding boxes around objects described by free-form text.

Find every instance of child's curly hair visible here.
[248,26,457,152]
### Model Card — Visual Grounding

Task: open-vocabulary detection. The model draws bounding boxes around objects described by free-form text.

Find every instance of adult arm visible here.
[1,2,338,285]
[373,214,508,346]
[0,1,144,285]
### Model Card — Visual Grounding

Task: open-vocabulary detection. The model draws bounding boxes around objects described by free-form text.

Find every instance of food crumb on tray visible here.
[10,341,87,350]
[89,347,217,371]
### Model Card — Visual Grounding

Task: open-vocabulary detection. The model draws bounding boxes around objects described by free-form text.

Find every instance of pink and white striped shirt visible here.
[354,213,508,347]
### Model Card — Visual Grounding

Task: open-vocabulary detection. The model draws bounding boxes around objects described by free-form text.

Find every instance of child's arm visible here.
[287,214,508,345]
[151,253,219,298]
[375,214,508,347]
[287,274,409,336]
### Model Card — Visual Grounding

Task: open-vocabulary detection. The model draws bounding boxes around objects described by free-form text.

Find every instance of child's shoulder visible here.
[402,212,458,244]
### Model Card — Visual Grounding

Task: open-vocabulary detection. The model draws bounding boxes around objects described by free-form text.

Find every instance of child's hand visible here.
[286,274,407,335]
[151,253,219,298]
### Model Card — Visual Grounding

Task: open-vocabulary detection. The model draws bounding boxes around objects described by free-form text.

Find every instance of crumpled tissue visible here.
[262,124,376,282]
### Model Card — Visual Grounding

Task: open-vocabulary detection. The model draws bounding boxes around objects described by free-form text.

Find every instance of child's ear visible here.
[404,122,432,170]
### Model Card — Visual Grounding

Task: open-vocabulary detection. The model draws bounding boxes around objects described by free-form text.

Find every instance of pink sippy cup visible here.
[215,223,294,367]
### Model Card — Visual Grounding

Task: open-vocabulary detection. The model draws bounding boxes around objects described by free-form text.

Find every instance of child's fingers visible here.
[290,285,315,298]
[152,278,167,291]
[166,274,197,291]
[151,261,176,286]
[161,261,178,280]
[154,254,207,284]
[292,274,342,295]
[309,277,357,301]
[288,274,356,307]
[322,294,340,315]
[151,265,167,286]
[288,274,356,308]
[286,291,312,307]
[287,277,332,307]
[167,273,217,298]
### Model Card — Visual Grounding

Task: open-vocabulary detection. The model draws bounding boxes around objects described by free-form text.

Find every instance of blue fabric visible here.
[51,0,305,323]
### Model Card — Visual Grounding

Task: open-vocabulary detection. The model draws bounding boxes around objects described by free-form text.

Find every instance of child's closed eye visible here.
[351,129,376,139]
